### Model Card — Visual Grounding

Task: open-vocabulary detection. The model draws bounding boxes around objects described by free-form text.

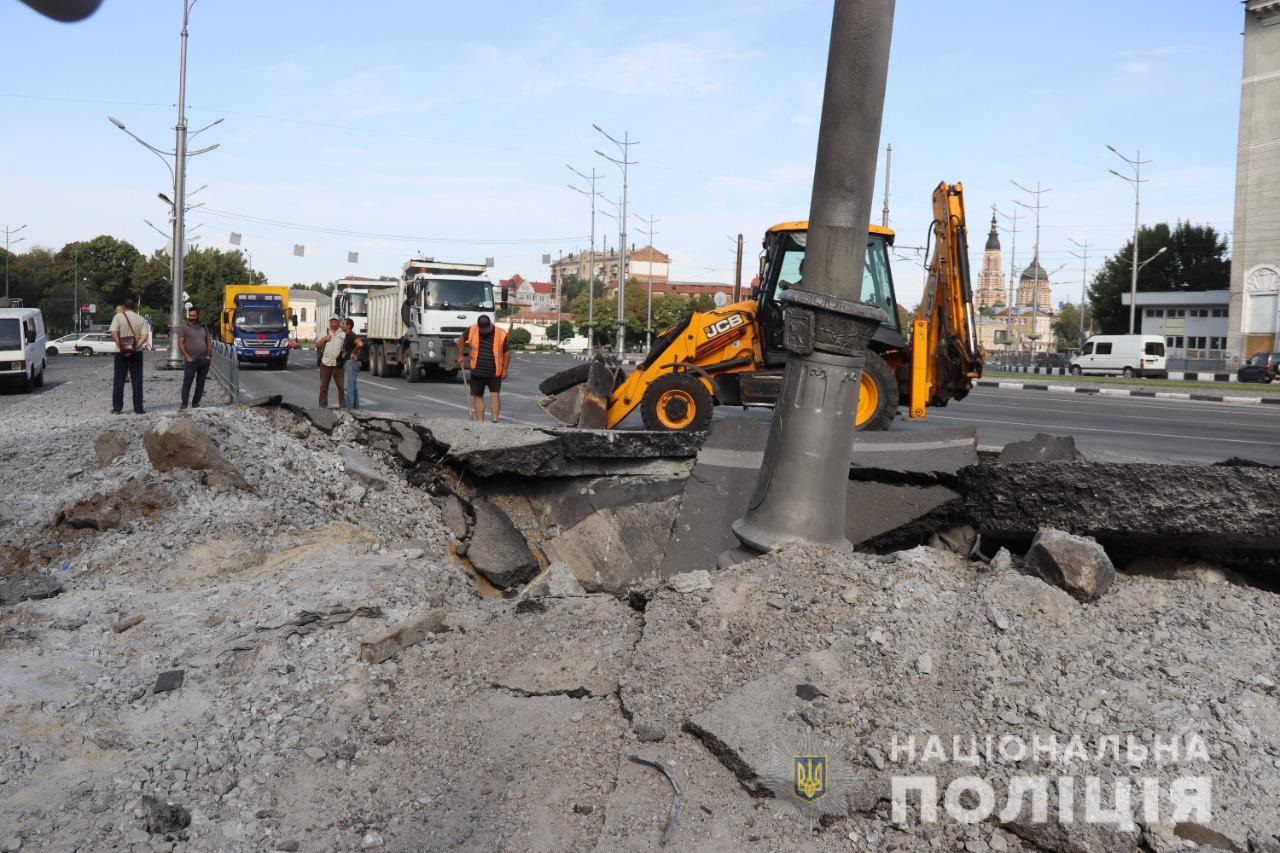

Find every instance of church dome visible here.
[1020,256,1049,281]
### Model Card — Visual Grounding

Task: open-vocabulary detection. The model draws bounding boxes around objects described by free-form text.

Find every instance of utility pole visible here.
[3,224,27,301]
[995,206,1020,361]
[730,0,895,555]
[567,164,603,356]
[881,143,892,228]
[634,213,660,351]
[1012,180,1051,356]
[733,233,744,302]
[594,125,637,356]
[1108,144,1150,334]
[108,0,221,369]
[1068,237,1091,343]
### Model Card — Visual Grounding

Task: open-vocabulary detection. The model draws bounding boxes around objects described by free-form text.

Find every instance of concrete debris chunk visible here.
[1023,527,1115,602]
[667,570,712,594]
[521,563,586,599]
[466,499,539,589]
[55,483,173,532]
[542,497,680,595]
[359,608,450,664]
[0,572,63,607]
[303,407,340,434]
[1125,555,1245,585]
[143,419,250,490]
[94,430,129,467]
[997,432,1085,464]
[391,422,422,466]
[436,494,469,540]
[337,445,389,490]
[153,670,185,693]
[988,547,1014,574]
[140,795,191,835]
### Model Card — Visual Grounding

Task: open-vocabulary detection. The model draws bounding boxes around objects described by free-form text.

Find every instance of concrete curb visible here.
[991,365,1242,383]
[975,378,1280,407]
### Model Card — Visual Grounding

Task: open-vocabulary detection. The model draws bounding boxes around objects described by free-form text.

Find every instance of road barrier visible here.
[210,339,241,403]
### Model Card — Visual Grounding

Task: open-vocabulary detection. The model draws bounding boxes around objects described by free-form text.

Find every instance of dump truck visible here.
[221,284,293,370]
[364,259,501,381]
[332,278,397,369]
[538,181,982,431]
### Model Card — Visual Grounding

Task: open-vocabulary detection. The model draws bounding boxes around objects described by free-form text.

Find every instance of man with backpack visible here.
[109,297,149,414]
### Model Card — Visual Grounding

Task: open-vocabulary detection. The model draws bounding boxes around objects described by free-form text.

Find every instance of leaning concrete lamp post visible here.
[731,0,894,553]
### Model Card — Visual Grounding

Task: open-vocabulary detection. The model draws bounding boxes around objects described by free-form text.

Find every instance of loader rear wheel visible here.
[641,373,712,432]
[855,350,898,432]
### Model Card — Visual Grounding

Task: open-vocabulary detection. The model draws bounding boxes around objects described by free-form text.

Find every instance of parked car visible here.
[46,332,88,355]
[555,335,590,354]
[73,332,119,356]
[1069,334,1167,378]
[1034,352,1069,369]
[1237,351,1280,384]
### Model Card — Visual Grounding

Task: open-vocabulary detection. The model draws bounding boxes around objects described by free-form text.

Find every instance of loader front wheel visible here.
[641,373,712,432]
[855,350,898,432]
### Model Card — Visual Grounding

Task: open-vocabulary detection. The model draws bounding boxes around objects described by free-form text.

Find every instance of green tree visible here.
[1087,222,1229,334]
[545,320,576,340]
[61,236,143,319]
[508,327,532,348]
[1051,303,1081,350]
[182,246,263,328]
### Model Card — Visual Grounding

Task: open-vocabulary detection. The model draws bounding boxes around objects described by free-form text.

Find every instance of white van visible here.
[555,335,590,354]
[0,307,48,391]
[1070,334,1167,379]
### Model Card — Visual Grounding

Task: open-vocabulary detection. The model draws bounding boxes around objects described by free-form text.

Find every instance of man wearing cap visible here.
[458,315,509,423]
[316,316,347,409]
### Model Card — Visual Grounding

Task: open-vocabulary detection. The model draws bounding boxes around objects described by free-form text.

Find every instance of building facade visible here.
[501,275,556,310]
[1015,256,1052,312]
[549,244,669,288]
[974,208,1006,310]
[1228,1,1280,361]
[288,288,328,342]
[1122,290,1230,362]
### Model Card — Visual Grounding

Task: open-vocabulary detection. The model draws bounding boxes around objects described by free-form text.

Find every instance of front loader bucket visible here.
[537,358,616,429]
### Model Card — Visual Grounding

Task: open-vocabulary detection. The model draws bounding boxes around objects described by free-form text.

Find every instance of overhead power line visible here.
[202,207,585,246]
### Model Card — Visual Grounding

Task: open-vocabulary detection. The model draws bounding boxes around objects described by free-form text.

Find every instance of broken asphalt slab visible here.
[961,460,1280,552]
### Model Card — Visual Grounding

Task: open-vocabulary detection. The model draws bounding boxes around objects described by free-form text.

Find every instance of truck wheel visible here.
[369,345,382,377]
[640,373,712,432]
[406,359,421,383]
[855,350,898,432]
[1122,366,1135,378]
[33,364,44,388]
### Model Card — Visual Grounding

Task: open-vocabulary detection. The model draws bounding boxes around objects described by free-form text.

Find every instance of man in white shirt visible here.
[315,316,347,409]
[108,297,150,414]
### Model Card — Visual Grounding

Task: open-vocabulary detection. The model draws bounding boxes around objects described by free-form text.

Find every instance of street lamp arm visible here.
[189,117,223,138]
[187,142,220,157]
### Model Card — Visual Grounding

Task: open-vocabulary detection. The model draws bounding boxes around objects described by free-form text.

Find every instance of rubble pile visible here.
[1,364,1278,851]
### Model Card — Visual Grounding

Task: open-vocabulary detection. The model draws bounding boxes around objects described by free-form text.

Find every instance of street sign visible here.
[88,303,96,313]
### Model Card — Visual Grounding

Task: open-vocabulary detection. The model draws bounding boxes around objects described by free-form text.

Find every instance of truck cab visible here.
[222,285,292,370]
[405,274,496,375]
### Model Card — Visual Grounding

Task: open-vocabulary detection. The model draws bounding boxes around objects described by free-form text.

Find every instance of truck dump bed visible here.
[366,284,408,340]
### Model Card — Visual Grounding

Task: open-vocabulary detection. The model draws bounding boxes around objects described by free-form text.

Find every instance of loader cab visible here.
[757,223,904,365]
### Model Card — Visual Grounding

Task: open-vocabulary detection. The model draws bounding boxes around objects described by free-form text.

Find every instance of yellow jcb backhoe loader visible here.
[537,181,983,432]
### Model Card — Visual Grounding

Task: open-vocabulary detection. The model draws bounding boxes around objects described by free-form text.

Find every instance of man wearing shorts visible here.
[459,315,510,423]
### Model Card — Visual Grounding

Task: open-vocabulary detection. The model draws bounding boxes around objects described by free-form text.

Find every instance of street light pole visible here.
[730,0,895,554]
[1068,237,1091,343]
[995,207,1020,362]
[634,213,659,351]
[1012,180,1051,356]
[1108,145,1151,334]
[3,224,28,301]
[594,125,637,356]
[108,0,220,369]
[567,164,603,356]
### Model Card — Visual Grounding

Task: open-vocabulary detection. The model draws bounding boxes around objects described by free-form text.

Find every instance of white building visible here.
[1122,290,1230,363]
[288,289,329,342]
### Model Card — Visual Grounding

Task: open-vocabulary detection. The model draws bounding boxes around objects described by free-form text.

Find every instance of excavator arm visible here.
[908,182,983,419]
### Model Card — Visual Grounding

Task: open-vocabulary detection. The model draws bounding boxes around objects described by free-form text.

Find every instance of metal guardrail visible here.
[210,339,241,403]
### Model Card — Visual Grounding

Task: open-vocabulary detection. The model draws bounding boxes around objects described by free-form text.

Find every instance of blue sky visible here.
[1,1,1243,309]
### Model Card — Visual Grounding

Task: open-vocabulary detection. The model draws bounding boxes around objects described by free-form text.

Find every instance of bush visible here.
[508,327,532,347]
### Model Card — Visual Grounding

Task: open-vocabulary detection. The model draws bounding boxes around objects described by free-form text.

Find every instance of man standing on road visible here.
[458,315,509,423]
[338,317,364,411]
[109,297,149,414]
[177,306,212,411]
[316,316,347,409]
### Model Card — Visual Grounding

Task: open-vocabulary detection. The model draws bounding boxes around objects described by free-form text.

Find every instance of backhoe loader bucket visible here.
[537,357,618,429]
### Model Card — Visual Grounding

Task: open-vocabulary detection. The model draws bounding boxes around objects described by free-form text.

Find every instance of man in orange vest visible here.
[458,315,510,423]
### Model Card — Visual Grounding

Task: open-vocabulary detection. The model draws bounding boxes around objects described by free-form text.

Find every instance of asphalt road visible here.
[16,353,1280,465]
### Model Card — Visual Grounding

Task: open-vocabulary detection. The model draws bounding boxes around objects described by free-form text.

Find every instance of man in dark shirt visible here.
[176,306,212,410]
[458,315,510,423]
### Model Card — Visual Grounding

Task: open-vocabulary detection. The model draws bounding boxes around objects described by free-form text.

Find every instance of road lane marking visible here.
[926,412,1279,446]
[364,380,399,391]
[974,388,1280,416]
[960,398,1273,429]
[412,393,540,426]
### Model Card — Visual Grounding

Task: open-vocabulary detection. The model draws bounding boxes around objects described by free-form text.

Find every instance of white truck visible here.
[332,277,397,368]
[364,259,502,381]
